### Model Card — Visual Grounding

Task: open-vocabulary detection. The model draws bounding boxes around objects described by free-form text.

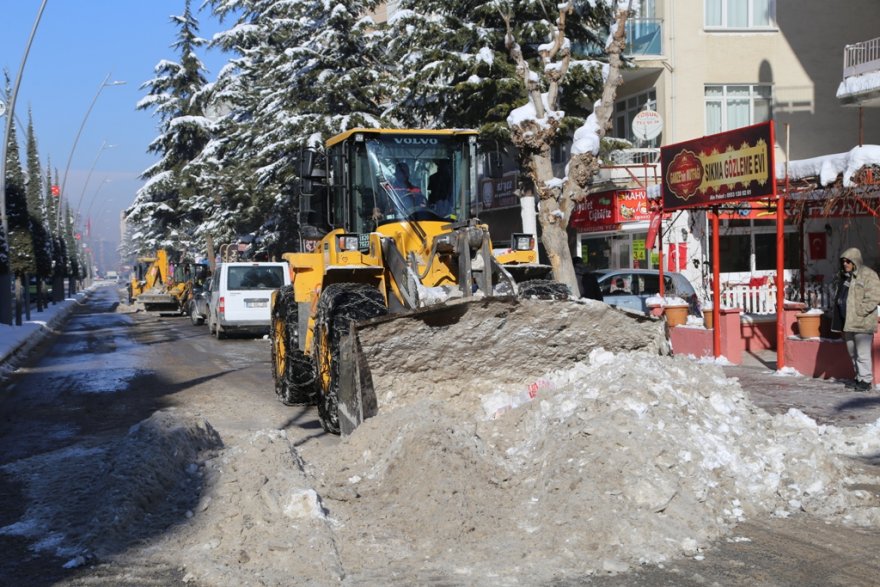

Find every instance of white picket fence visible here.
[710,281,834,315]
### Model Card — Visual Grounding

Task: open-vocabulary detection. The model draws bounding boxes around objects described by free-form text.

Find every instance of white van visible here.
[206,262,290,339]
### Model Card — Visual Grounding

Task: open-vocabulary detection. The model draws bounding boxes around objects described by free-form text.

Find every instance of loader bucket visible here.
[336,297,670,435]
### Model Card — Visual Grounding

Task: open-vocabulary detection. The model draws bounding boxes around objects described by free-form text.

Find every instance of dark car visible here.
[189,279,212,326]
[594,269,700,315]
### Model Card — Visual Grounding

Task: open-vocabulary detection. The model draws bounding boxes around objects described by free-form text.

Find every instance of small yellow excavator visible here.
[270,128,571,435]
[129,250,208,314]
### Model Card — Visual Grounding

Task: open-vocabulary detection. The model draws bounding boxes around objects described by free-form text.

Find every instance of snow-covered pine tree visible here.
[204,0,390,258]
[25,112,53,310]
[384,1,607,137]
[4,97,36,307]
[63,205,80,287]
[46,167,68,301]
[127,0,212,257]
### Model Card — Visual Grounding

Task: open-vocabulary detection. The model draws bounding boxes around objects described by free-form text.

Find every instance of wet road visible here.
[0,285,324,585]
[0,286,878,586]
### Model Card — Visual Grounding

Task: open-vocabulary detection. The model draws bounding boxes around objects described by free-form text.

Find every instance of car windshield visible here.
[350,135,470,230]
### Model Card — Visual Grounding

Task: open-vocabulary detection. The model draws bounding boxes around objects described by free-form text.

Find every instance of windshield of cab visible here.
[348,135,471,232]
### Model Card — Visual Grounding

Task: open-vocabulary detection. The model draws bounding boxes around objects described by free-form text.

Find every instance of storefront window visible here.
[579,232,655,270]
[716,226,798,272]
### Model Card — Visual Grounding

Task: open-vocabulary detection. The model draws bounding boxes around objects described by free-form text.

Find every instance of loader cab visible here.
[304,129,478,237]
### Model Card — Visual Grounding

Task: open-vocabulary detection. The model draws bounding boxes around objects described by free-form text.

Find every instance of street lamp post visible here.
[57,74,126,231]
[74,141,115,219]
[55,74,124,298]
[0,0,48,325]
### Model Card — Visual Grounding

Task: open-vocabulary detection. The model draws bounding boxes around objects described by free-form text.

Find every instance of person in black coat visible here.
[573,256,603,301]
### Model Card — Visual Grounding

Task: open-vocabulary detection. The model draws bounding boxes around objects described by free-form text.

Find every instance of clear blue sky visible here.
[1,0,228,247]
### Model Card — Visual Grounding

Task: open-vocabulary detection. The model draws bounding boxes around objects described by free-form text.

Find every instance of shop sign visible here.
[661,121,776,211]
[571,189,651,231]
[571,192,616,231]
[478,172,519,210]
[616,189,651,222]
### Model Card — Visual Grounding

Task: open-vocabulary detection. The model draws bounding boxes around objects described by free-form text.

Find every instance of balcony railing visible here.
[844,37,880,78]
[625,19,663,57]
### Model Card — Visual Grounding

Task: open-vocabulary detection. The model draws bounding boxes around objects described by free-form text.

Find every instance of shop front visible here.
[570,188,662,270]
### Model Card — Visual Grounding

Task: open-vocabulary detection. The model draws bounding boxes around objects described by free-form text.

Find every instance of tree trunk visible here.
[36,278,44,312]
[15,274,23,326]
[53,274,65,303]
[23,273,31,321]
[506,4,630,295]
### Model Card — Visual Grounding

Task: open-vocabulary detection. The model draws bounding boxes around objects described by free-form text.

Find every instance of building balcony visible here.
[594,148,661,188]
[838,36,880,107]
[625,19,663,58]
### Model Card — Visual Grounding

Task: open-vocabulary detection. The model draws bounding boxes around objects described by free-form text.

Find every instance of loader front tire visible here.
[518,279,570,300]
[313,283,387,434]
[271,286,315,406]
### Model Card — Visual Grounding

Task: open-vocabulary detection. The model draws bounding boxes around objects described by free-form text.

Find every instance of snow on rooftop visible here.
[837,71,880,100]
[777,144,880,187]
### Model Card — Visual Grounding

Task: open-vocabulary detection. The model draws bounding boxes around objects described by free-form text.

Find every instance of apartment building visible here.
[575,0,880,294]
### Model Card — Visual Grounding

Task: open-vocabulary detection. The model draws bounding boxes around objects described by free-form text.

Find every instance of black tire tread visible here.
[313,283,387,434]
[271,285,315,406]
[518,279,571,300]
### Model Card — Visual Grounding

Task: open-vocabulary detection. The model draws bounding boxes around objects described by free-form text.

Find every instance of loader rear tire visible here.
[313,283,388,434]
[518,279,570,300]
[271,286,315,406]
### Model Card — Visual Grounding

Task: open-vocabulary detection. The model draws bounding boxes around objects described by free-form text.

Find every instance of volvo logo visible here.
[393,137,439,145]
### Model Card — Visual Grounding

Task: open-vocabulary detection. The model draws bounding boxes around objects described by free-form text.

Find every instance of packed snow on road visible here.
[1,299,879,585]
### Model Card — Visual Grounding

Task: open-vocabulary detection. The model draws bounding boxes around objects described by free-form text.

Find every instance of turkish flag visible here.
[808,232,826,260]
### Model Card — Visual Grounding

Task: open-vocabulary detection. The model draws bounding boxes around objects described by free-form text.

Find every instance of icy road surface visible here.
[0,285,878,586]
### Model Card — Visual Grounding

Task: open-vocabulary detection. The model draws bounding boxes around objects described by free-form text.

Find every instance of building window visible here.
[716,220,798,272]
[705,84,772,134]
[705,0,774,29]
[614,89,658,146]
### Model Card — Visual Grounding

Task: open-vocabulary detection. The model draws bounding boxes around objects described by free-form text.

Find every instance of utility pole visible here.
[0,0,48,325]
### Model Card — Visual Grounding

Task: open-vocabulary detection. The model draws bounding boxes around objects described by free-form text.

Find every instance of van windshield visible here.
[227,266,284,290]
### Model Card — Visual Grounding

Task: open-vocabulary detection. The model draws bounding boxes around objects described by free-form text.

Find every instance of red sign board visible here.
[661,121,776,211]
[571,189,651,231]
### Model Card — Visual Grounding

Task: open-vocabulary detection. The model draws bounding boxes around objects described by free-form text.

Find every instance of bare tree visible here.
[503,2,630,293]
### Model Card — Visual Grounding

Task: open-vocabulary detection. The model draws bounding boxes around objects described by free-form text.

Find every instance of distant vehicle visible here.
[594,269,699,315]
[206,262,291,339]
[106,270,119,281]
[189,273,213,326]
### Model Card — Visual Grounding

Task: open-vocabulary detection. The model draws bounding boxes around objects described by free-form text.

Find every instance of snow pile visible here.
[308,349,880,583]
[173,429,344,586]
[0,410,221,565]
[779,144,880,187]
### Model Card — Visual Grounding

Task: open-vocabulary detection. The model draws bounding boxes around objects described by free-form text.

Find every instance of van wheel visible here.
[271,286,315,405]
[313,283,387,434]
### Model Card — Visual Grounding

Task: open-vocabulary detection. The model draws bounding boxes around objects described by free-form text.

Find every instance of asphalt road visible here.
[0,285,878,586]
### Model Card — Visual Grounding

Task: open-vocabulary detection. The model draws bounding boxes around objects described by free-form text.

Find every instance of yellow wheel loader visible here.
[271,128,572,435]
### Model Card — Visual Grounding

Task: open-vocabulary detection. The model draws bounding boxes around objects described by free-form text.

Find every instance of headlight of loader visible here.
[337,233,370,253]
[511,233,534,251]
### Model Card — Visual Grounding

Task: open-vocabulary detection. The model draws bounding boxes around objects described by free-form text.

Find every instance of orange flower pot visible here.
[664,305,689,328]
[796,313,821,339]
